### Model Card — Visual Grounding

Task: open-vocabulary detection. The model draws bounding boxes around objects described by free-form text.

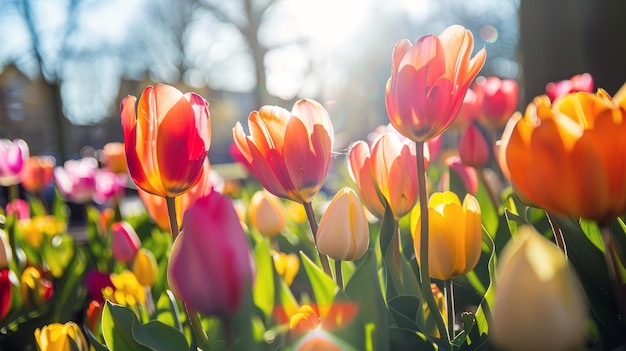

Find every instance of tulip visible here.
[316,187,369,261]
[133,248,158,287]
[450,87,483,131]
[54,157,98,204]
[410,191,482,280]
[100,141,128,174]
[233,99,334,204]
[424,283,447,338]
[0,138,29,187]
[167,191,254,317]
[35,321,89,351]
[5,198,30,220]
[473,76,519,130]
[0,230,12,270]
[111,221,141,264]
[121,83,211,198]
[85,300,103,333]
[492,225,587,351]
[290,304,320,334]
[385,25,486,142]
[272,251,300,286]
[138,159,213,231]
[349,133,421,220]
[20,155,55,194]
[17,215,67,249]
[20,266,53,306]
[441,156,478,195]
[93,169,127,206]
[0,269,12,320]
[248,190,287,238]
[295,331,345,351]
[502,88,626,222]
[102,270,146,306]
[545,72,594,102]
[458,122,490,169]
[84,268,114,303]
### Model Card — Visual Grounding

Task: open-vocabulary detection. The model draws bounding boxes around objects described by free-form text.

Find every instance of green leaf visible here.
[299,250,338,318]
[387,295,421,330]
[579,219,605,253]
[252,237,275,320]
[42,233,75,278]
[389,327,434,350]
[345,249,390,351]
[132,320,190,351]
[84,327,110,351]
[154,290,183,332]
[474,228,495,335]
[378,199,405,299]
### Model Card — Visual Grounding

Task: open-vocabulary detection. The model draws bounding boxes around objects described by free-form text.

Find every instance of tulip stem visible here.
[479,168,500,210]
[8,184,19,203]
[416,141,449,342]
[445,279,455,340]
[165,196,210,350]
[335,260,344,290]
[223,316,234,351]
[393,222,403,287]
[303,202,333,277]
[545,212,568,258]
[599,223,626,322]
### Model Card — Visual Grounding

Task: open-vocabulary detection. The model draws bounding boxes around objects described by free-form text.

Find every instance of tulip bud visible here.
[0,230,12,270]
[133,248,158,287]
[492,225,587,351]
[272,251,300,286]
[35,321,89,351]
[458,123,490,169]
[423,283,447,338]
[0,138,29,187]
[111,221,141,264]
[248,190,287,238]
[5,198,30,220]
[100,142,128,174]
[316,187,370,261]
[167,192,254,318]
[20,155,55,194]
[20,266,53,306]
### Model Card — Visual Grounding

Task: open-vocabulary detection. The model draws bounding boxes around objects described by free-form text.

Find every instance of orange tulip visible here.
[232,99,333,204]
[121,84,211,198]
[502,87,626,222]
[386,25,486,142]
[20,155,55,194]
[100,142,128,174]
[348,132,421,220]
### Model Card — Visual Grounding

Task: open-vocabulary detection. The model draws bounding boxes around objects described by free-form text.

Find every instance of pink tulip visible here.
[54,157,98,204]
[167,191,254,317]
[110,221,141,264]
[93,169,127,206]
[0,139,29,186]
[5,198,30,220]
[458,123,490,169]
[84,268,113,303]
[545,73,594,102]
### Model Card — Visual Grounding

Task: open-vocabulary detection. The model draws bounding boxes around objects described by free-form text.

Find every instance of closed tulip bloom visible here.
[386,25,486,142]
[492,226,587,351]
[111,221,141,264]
[20,266,53,306]
[167,191,254,317]
[35,321,89,351]
[54,157,98,204]
[5,198,30,220]
[473,76,519,130]
[458,122,490,169]
[411,191,482,280]
[349,133,421,220]
[20,155,55,194]
[290,304,320,334]
[133,248,158,287]
[233,99,334,204]
[93,169,127,206]
[121,83,211,198]
[100,141,128,174]
[316,187,369,261]
[0,269,11,320]
[424,283,447,338]
[248,190,287,237]
[0,138,29,186]
[0,230,12,270]
[503,88,626,222]
[545,72,594,102]
[272,251,300,286]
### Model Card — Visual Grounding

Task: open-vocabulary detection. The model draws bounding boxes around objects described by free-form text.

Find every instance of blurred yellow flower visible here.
[20,266,53,306]
[249,190,287,238]
[18,216,66,249]
[35,321,89,351]
[133,248,158,287]
[272,251,299,286]
[102,270,146,306]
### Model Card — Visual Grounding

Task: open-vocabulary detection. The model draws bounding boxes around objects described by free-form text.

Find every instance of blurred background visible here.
[0,0,625,163]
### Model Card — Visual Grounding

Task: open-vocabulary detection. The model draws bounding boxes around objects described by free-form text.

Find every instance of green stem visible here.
[393,221,403,287]
[416,141,449,342]
[223,317,234,351]
[302,201,333,277]
[445,280,455,340]
[479,168,500,211]
[335,259,344,290]
[165,196,210,350]
[8,184,19,203]
[599,223,626,321]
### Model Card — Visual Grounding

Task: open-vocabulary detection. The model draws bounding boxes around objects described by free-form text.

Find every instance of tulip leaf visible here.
[252,237,275,320]
[476,174,499,236]
[389,327,434,350]
[101,301,152,351]
[299,250,338,318]
[85,326,111,351]
[473,228,496,336]
[154,290,183,332]
[345,249,390,351]
[387,295,421,330]
[42,233,75,278]
[131,319,190,351]
[378,200,405,299]
[579,219,605,253]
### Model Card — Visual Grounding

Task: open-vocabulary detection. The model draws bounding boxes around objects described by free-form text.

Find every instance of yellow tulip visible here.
[411,191,482,280]
[35,321,89,351]
[316,187,370,261]
[492,225,587,351]
[133,248,158,287]
[248,190,287,237]
[102,270,146,306]
[272,251,300,286]
[423,283,447,338]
